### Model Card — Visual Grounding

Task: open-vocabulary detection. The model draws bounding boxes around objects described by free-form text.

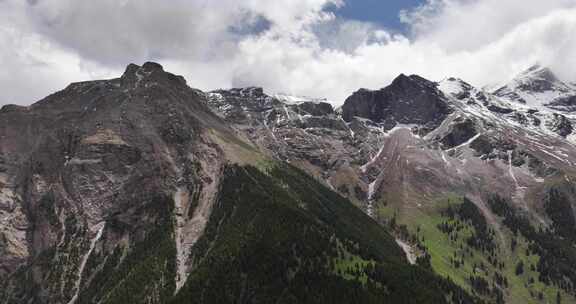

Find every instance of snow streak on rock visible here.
[395,239,416,265]
[67,222,106,304]
[174,186,189,292]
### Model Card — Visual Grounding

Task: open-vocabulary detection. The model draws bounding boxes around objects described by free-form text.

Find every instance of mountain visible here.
[2,62,576,304]
[205,65,576,304]
[0,63,475,304]
[341,74,452,134]
[493,64,576,113]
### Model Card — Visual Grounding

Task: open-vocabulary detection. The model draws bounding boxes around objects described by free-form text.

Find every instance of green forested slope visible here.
[0,163,480,304]
[170,164,479,304]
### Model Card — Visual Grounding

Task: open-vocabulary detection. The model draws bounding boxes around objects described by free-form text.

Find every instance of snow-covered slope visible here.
[440,76,575,141]
[493,64,576,112]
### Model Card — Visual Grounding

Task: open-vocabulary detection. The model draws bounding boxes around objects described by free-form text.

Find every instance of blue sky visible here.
[332,0,425,31]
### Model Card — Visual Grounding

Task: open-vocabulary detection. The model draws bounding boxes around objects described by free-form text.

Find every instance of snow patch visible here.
[441,151,450,167]
[263,113,278,142]
[447,133,482,152]
[366,180,377,218]
[438,78,466,96]
[174,186,188,292]
[283,105,292,120]
[507,150,519,185]
[67,222,106,304]
[271,93,331,105]
[395,239,417,265]
[361,144,386,173]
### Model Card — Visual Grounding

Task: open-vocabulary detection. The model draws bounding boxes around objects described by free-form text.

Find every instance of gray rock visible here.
[341,74,452,133]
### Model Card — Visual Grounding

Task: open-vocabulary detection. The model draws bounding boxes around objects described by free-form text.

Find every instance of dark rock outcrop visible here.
[469,135,495,157]
[547,114,573,137]
[341,74,452,133]
[487,104,514,114]
[440,118,478,149]
[547,95,576,112]
[295,101,334,116]
[122,61,187,87]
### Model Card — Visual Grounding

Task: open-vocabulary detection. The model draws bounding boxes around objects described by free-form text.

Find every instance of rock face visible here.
[296,101,334,116]
[548,95,576,112]
[205,66,576,304]
[341,74,452,133]
[2,63,576,304]
[547,113,573,137]
[0,63,477,304]
[206,87,356,174]
[0,62,235,303]
[439,118,477,149]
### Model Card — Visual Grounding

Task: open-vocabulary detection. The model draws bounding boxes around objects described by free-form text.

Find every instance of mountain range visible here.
[1,62,576,304]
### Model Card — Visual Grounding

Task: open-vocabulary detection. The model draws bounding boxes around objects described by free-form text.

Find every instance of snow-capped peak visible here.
[493,65,576,110]
[518,64,556,80]
[438,77,473,96]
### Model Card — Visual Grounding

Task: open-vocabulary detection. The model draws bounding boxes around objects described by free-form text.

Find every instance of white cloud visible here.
[402,0,576,51]
[230,1,576,103]
[0,0,115,104]
[0,0,575,106]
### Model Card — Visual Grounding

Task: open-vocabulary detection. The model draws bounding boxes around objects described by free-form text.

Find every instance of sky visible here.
[332,0,424,31]
[1,0,576,106]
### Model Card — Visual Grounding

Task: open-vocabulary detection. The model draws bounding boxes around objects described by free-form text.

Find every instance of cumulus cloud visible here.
[0,0,575,106]
[402,0,576,51]
[229,0,576,103]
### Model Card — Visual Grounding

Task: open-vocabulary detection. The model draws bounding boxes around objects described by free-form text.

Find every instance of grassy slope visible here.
[170,163,478,304]
[377,193,576,304]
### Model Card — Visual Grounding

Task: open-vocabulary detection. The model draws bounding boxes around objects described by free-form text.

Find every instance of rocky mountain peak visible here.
[207,87,274,120]
[341,74,452,133]
[206,87,339,133]
[513,64,567,93]
[121,61,187,88]
[123,61,164,75]
[26,61,197,115]
[439,78,475,100]
[493,64,575,109]
[390,73,438,91]
[141,61,164,72]
[518,64,558,82]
